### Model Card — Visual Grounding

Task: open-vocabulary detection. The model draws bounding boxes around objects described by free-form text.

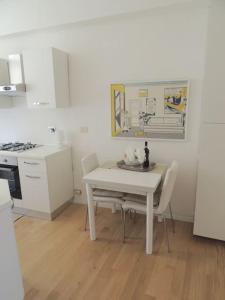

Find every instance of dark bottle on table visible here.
[143,141,150,169]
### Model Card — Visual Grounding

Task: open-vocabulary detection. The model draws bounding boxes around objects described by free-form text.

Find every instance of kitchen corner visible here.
[0,143,74,220]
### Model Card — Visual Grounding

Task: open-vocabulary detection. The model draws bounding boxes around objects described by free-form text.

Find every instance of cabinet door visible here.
[18,159,50,213]
[194,124,225,240]
[23,48,56,109]
[0,59,12,108]
[202,2,225,123]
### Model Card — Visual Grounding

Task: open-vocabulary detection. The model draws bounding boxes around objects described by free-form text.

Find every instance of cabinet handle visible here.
[24,161,40,165]
[33,102,50,105]
[25,175,41,179]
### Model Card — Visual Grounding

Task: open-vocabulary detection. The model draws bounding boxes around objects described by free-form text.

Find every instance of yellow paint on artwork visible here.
[165,102,186,113]
[139,89,148,97]
[135,131,145,137]
[111,84,125,136]
[164,87,187,98]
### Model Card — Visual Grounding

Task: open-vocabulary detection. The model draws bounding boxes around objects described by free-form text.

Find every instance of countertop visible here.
[0,144,71,160]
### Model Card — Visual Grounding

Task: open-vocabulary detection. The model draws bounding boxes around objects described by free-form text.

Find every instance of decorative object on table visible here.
[111,80,189,140]
[135,148,145,164]
[117,160,156,172]
[143,141,150,169]
[124,147,136,165]
[124,147,145,166]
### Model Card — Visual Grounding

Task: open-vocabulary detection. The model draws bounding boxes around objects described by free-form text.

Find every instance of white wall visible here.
[0,5,208,221]
[0,0,208,36]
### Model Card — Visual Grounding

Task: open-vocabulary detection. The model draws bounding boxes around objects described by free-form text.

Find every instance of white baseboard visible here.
[165,212,194,223]
[73,198,194,223]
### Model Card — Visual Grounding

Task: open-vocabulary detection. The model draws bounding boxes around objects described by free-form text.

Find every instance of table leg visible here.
[86,184,96,240]
[112,203,116,213]
[146,192,154,255]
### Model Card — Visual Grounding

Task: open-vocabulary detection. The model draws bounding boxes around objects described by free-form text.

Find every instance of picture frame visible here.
[111,80,190,140]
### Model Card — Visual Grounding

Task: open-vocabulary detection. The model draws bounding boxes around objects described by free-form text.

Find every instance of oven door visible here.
[0,165,22,199]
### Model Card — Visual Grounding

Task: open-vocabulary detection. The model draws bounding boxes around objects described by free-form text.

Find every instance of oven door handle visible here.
[24,162,40,165]
[0,167,14,172]
[25,175,41,179]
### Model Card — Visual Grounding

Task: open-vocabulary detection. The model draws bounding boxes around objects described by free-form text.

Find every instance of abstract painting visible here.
[111,80,189,140]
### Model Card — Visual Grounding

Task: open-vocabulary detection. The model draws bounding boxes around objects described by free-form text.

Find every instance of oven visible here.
[0,156,22,199]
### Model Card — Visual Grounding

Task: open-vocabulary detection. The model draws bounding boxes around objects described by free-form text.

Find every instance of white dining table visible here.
[83,162,166,255]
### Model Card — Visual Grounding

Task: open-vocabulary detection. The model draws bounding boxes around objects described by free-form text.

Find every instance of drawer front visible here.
[19,172,50,213]
[18,158,46,176]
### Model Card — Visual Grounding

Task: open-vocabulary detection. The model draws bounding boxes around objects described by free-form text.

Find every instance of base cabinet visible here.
[19,170,50,213]
[16,148,74,219]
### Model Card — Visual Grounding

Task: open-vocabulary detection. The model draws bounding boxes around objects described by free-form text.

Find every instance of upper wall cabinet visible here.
[23,48,70,109]
[0,59,12,108]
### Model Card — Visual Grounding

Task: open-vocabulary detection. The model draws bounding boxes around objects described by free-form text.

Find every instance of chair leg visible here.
[84,206,88,231]
[120,206,123,221]
[153,216,157,242]
[169,203,175,233]
[163,216,170,253]
[112,203,116,213]
[123,209,127,243]
[120,207,124,241]
[129,209,132,219]
[133,210,136,224]
[95,201,98,216]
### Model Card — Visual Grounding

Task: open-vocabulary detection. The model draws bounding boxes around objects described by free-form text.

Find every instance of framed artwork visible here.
[111,80,189,140]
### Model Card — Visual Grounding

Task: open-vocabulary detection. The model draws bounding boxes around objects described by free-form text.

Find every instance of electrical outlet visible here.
[48,126,56,134]
[74,189,82,195]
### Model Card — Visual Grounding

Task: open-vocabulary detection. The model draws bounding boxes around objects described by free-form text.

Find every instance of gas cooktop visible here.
[0,142,40,152]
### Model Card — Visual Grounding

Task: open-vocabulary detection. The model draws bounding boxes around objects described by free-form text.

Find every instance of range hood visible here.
[0,54,26,96]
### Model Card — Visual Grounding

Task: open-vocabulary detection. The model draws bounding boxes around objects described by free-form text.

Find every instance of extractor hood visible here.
[0,54,26,96]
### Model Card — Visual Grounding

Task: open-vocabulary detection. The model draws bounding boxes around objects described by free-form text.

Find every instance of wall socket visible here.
[74,189,82,195]
[48,126,56,134]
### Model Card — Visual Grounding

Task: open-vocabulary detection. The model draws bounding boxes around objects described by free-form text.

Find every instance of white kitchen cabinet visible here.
[17,147,74,219]
[0,59,12,108]
[194,124,225,241]
[201,1,225,123]
[194,1,225,241]
[19,164,50,213]
[23,47,70,109]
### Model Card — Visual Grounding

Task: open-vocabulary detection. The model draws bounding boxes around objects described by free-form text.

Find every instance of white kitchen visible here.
[0,0,225,300]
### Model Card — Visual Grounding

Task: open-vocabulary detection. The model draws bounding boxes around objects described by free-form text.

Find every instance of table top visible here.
[83,162,167,194]
[101,161,167,174]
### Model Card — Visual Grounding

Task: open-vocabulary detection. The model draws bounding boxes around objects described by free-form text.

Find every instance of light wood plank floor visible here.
[15,204,225,300]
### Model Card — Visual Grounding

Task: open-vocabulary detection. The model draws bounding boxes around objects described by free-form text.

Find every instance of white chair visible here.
[122,161,178,252]
[81,153,125,231]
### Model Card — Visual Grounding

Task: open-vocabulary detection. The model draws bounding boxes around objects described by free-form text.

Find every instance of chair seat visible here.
[93,195,124,205]
[122,192,160,207]
[122,194,146,203]
[122,200,157,214]
[93,188,124,198]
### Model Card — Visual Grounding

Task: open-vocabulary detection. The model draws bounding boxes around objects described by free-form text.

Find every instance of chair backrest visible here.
[156,161,178,215]
[81,153,99,175]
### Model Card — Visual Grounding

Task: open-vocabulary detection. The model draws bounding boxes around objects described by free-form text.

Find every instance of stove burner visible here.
[0,142,39,152]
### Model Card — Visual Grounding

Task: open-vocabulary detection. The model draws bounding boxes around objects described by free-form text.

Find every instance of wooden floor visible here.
[15,204,225,300]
